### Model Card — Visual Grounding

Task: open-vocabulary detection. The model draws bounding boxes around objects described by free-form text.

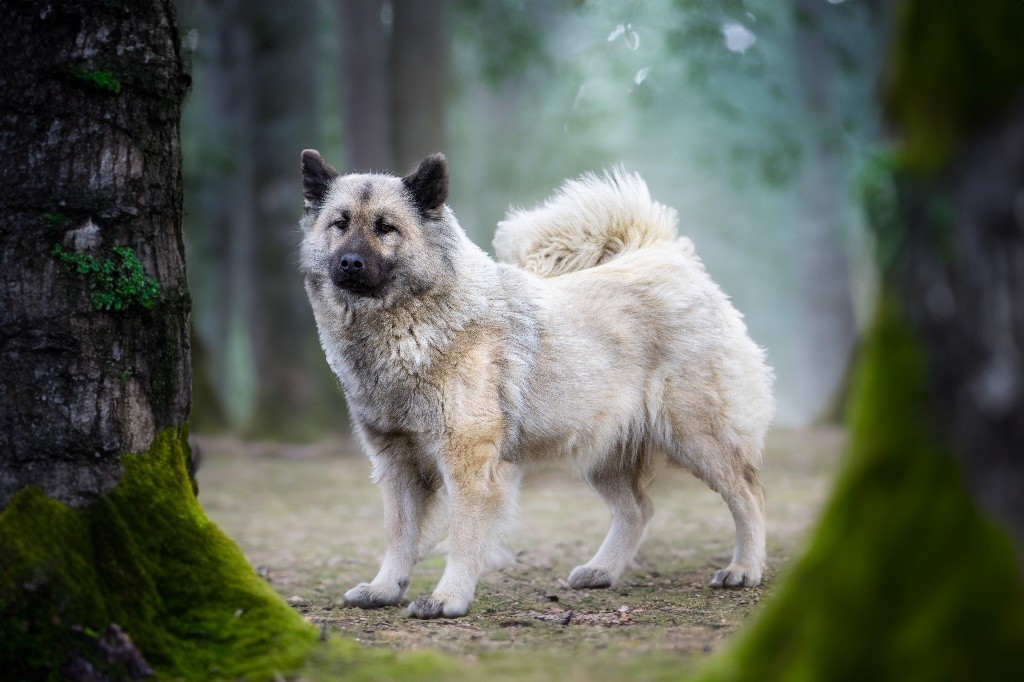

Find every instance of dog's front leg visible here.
[344,458,435,609]
[408,440,519,619]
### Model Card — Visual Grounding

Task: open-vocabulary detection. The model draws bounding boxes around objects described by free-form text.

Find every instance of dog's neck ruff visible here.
[333,247,494,380]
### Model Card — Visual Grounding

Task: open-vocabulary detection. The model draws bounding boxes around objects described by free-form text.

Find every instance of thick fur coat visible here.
[299,151,774,618]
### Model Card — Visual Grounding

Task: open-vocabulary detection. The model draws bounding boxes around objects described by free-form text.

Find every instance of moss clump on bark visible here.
[53,244,161,311]
[72,68,122,94]
[692,297,1024,681]
[0,427,318,680]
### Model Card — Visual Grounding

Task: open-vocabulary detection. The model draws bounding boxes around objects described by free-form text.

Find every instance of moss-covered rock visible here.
[692,297,1024,680]
[0,427,318,680]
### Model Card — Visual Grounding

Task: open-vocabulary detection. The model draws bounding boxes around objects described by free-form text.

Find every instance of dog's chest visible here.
[326,329,448,435]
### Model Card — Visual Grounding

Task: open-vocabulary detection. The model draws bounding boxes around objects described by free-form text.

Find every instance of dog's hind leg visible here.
[670,434,766,588]
[710,460,765,587]
[568,459,655,589]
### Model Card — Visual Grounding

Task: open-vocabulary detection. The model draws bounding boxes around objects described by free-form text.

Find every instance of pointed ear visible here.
[301,149,338,211]
[402,153,449,214]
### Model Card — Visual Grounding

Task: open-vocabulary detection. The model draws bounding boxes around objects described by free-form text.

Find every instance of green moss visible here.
[42,213,69,228]
[884,0,1024,172]
[0,427,318,680]
[53,244,160,312]
[692,296,1024,681]
[857,150,904,272]
[300,638,460,681]
[72,68,122,94]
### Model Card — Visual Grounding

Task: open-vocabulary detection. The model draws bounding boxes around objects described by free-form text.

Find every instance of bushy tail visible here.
[493,167,678,277]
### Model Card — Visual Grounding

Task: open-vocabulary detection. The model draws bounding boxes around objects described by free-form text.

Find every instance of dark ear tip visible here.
[301,149,322,164]
[416,152,447,172]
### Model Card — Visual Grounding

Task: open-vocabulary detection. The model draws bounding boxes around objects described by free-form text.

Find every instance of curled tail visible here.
[493,167,678,277]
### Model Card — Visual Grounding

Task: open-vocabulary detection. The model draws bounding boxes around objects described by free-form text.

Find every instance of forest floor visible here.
[196,427,844,680]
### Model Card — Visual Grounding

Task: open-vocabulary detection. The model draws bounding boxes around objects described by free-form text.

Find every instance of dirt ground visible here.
[196,427,844,677]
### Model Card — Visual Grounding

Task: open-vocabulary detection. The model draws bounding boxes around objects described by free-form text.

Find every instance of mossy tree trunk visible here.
[0,2,316,678]
[0,0,191,507]
[695,1,1024,678]
[881,9,1024,552]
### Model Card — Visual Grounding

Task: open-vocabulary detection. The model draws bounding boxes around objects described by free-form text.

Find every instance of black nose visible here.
[338,253,364,272]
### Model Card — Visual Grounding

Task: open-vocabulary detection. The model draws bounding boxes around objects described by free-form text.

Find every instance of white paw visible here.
[343,581,404,609]
[567,565,615,589]
[407,594,471,619]
[709,563,761,588]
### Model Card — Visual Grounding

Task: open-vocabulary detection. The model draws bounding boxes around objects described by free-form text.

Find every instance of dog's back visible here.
[494,169,774,458]
[494,169,774,589]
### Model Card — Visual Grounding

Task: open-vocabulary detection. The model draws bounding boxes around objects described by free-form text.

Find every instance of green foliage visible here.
[53,244,160,312]
[692,296,1024,681]
[72,68,122,94]
[451,0,556,87]
[0,427,319,680]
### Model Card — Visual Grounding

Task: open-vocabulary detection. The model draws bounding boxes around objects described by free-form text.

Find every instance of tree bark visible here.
[338,0,394,172]
[0,0,191,506]
[893,92,1024,552]
[0,3,317,677]
[391,0,448,171]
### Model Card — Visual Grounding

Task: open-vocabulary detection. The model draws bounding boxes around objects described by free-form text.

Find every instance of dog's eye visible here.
[332,211,350,231]
[375,217,398,236]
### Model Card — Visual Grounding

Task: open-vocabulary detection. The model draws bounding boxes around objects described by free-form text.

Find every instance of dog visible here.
[298,150,774,618]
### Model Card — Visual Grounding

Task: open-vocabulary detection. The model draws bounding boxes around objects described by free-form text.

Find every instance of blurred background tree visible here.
[174,0,889,439]
[694,0,1024,677]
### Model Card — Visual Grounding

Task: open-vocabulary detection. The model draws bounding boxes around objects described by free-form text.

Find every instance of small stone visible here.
[559,610,574,626]
[545,593,560,602]
[287,595,307,606]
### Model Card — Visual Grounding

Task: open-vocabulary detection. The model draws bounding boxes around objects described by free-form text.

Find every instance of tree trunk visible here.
[0,1,315,677]
[180,0,345,439]
[391,0,448,171]
[0,0,191,507]
[248,0,344,439]
[791,0,861,423]
[693,1,1024,679]
[338,0,394,171]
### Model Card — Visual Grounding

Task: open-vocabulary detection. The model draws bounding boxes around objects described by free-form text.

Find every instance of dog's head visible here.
[298,151,455,306]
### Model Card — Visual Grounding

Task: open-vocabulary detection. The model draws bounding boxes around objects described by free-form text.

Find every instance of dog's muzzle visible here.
[330,252,387,296]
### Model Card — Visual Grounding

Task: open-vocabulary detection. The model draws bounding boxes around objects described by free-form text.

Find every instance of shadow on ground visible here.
[196,428,843,676]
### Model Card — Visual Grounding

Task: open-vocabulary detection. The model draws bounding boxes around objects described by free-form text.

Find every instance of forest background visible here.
[177,0,888,440]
